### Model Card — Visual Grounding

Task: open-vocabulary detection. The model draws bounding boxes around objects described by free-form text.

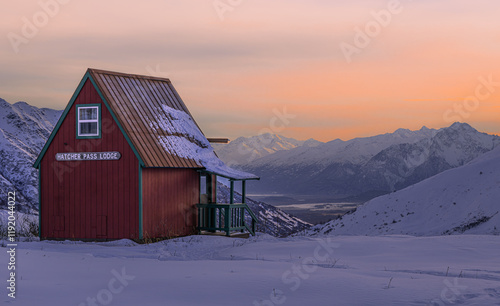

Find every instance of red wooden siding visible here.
[142,168,199,238]
[40,79,139,239]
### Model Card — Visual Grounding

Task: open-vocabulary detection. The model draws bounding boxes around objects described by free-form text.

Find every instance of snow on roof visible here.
[153,105,258,180]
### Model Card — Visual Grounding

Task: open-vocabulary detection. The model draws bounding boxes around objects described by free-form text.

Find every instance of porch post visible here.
[230,180,234,204]
[213,175,217,203]
[241,180,246,204]
[206,173,213,203]
[225,205,231,236]
[205,173,215,232]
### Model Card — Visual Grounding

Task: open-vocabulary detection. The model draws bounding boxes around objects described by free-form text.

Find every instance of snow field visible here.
[2,234,500,305]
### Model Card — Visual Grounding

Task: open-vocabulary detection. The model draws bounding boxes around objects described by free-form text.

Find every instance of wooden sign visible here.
[55,152,121,161]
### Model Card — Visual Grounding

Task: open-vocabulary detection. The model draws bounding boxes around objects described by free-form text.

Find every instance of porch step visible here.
[199,231,250,239]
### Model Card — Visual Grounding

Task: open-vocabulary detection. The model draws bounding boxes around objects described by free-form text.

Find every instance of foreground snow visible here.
[2,234,500,305]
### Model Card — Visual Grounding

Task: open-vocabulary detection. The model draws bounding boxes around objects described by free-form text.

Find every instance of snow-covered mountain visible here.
[238,123,500,199]
[0,98,62,212]
[217,183,311,237]
[248,126,437,167]
[212,133,322,166]
[310,144,500,236]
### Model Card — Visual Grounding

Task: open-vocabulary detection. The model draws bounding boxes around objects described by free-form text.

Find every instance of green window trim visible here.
[76,104,101,139]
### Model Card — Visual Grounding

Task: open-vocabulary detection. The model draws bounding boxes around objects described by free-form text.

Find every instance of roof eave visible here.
[198,169,260,181]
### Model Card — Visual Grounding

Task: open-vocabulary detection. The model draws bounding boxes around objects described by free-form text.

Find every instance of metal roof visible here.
[88,69,258,180]
[89,68,200,168]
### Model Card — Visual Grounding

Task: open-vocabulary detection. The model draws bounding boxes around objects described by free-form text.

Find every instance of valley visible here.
[248,193,361,224]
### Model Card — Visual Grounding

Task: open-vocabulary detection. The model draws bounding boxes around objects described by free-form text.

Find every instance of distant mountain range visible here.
[0,98,62,212]
[214,123,500,201]
[212,133,322,166]
[309,144,500,236]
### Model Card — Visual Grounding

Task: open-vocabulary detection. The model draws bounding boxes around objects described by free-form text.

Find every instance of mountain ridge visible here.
[212,133,322,166]
[233,122,500,200]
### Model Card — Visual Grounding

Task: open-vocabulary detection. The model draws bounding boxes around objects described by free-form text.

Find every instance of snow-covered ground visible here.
[2,234,500,305]
[311,145,500,236]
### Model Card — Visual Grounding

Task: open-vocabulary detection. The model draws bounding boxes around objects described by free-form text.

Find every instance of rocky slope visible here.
[0,98,62,212]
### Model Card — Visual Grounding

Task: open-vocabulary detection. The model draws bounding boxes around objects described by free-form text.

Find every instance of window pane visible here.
[79,108,97,120]
[80,122,98,135]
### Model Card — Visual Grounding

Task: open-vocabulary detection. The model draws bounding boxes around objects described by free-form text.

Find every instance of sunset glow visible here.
[1,0,499,141]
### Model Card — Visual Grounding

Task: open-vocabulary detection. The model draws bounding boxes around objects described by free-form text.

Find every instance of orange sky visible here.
[1,0,499,141]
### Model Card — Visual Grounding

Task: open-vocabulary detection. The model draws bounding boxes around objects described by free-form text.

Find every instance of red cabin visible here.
[34,68,258,240]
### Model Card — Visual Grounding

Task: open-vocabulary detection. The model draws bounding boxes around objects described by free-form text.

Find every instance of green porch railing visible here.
[196,203,257,236]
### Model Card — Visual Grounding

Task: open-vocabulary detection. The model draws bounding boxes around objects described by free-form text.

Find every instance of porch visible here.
[196,203,257,236]
[197,171,259,236]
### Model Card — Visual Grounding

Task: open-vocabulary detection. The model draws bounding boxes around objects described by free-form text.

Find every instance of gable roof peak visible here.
[87,68,172,83]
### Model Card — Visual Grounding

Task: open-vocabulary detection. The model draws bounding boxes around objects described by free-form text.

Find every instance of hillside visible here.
[0,99,62,212]
[310,145,500,236]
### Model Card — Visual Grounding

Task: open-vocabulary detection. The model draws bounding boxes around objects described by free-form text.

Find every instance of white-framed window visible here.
[76,104,101,138]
